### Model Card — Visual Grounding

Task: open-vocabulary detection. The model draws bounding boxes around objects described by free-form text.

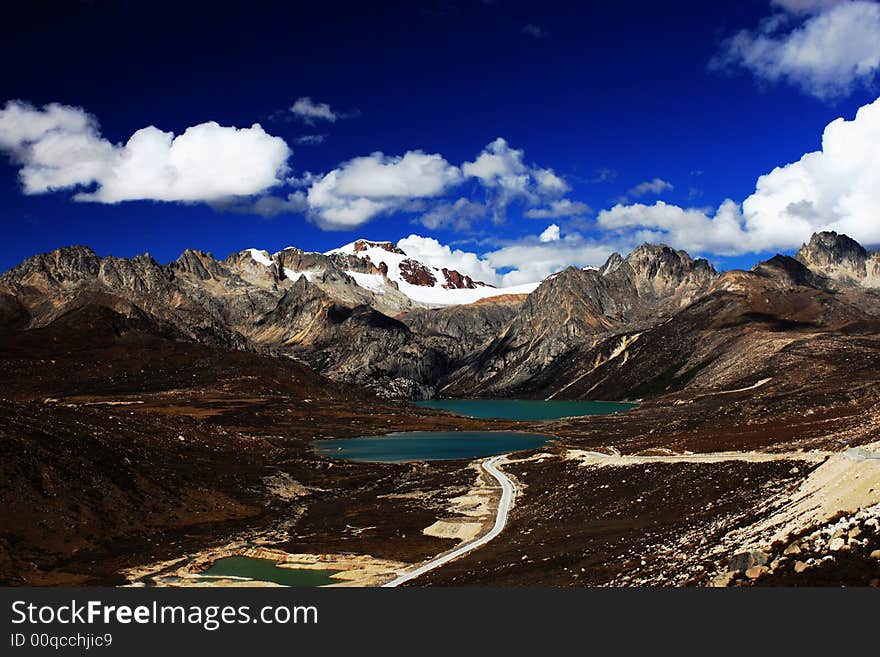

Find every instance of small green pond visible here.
[200,557,340,587]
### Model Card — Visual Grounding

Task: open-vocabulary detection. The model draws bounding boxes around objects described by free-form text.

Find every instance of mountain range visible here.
[2,231,879,402]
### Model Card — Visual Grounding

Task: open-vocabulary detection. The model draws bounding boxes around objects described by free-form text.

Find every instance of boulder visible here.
[745,566,769,580]
[729,550,768,573]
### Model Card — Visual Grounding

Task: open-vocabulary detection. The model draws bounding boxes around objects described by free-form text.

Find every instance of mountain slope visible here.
[441,244,718,397]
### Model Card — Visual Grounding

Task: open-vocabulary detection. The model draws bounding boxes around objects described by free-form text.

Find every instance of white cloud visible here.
[463,137,530,192]
[462,138,570,219]
[485,237,619,286]
[396,231,621,287]
[534,168,570,194]
[0,101,95,149]
[417,198,487,231]
[595,94,880,255]
[296,134,326,145]
[306,139,567,229]
[628,177,673,197]
[80,123,290,203]
[306,150,462,229]
[597,200,750,256]
[289,97,340,124]
[741,93,880,247]
[715,1,880,99]
[524,199,592,219]
[397,234,502,285]
[0,100,291,204]
[539,224,561,242]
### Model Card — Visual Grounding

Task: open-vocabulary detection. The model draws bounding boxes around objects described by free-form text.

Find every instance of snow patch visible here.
[345,271,386,293]
[284,267,314,282]
[245,248,273,267]
[327,240,539,306]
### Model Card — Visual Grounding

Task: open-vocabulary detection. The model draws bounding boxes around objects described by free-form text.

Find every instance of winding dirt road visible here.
[382,454,515,587]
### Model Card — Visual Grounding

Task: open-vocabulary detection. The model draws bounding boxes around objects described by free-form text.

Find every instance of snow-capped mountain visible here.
[243,238,539,307]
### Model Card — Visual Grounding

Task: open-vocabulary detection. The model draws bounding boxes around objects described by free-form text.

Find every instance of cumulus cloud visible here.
[539,224,561,242]
[597,200,750,256]
[306,150,462,229]
[741,93,880,247]
[0,104,574,229]
[628,177,673,197]
[305,138,569,229]
[289,97,340,124]
[395,230,620,287]
[0,100,291,204]
[524,199,592,219]
[485,236,620,286]
[462,137,570,219]
[714,0,880,99]
[463,138,530,191]
[593,94,880,254]
[534,168,570,194]
[397,234,503,285]
[397,229,625,289]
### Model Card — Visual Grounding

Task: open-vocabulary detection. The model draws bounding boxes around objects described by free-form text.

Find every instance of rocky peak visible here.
[795,231,879,287]
[352,239,405,256]
[96,253,170,295]
[399,258,437,286]
[600,252,624,276]
[0,246,101,288]
[171,250,226,281]
[751,254,827,289]
[626,243,712,279]
[441,268,478,290]
[223,250,283,288]
[620,243,717,303]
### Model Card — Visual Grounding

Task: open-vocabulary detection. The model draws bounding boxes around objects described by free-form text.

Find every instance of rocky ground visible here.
[747,503,880,587]
[0,312,522,585]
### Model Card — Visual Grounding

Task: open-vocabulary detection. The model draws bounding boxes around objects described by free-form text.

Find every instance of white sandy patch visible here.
[563,448,828,466]
[423,520,484,542]
[731,441,880,550]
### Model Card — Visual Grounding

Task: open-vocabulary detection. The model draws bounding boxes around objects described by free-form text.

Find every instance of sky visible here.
[2,0,880,284]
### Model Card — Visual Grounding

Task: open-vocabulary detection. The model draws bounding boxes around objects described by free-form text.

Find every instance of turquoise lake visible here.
[200,557,340,587]
[414,398,637,421]
[313,430,553,463]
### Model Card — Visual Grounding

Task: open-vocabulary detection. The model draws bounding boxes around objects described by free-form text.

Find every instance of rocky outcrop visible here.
[0,245,101,290]
[352,239,405,256]
[399,258,437,287]
[795,231,880,287]
[440,267,478,290]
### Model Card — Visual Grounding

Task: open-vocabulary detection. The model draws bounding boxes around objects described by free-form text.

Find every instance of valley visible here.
[2,231,880,587]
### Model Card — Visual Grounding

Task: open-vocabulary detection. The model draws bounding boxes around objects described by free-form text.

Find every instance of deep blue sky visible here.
[1,0,877,275]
